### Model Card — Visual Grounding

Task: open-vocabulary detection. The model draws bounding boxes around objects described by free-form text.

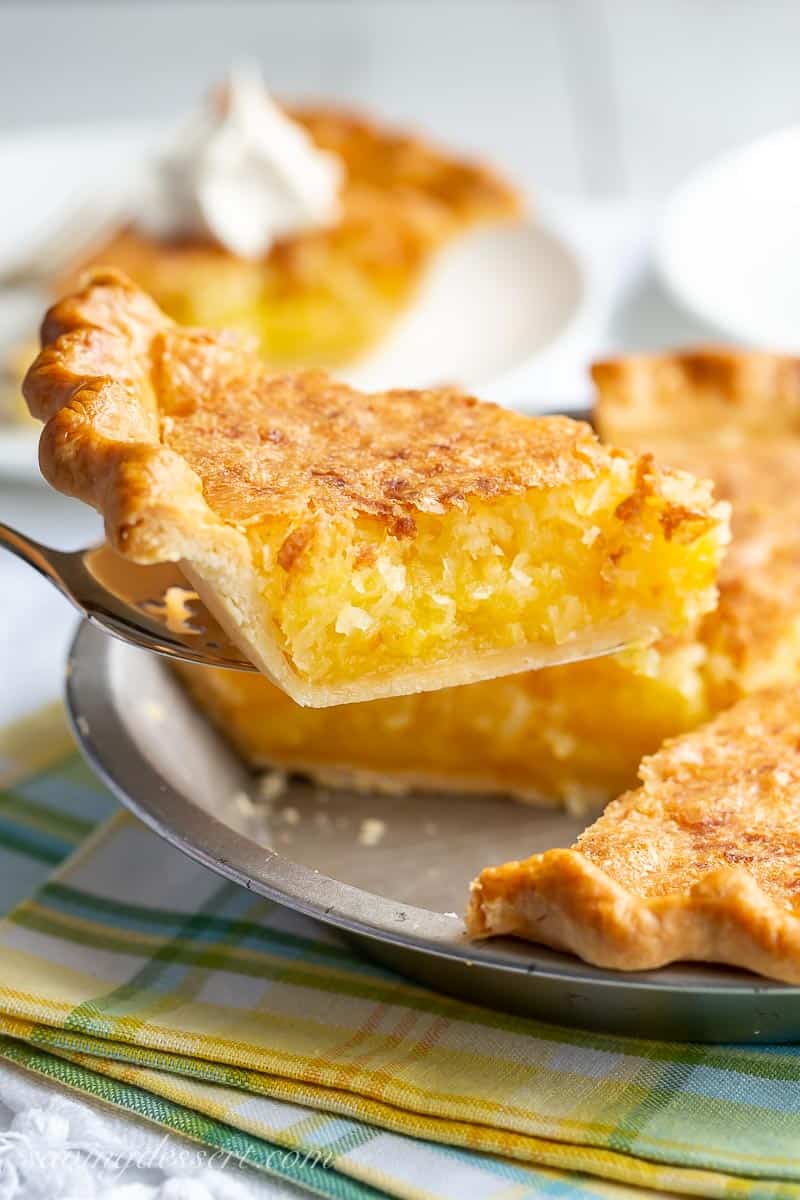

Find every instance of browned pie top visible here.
[59,102,520,292]
[592,350,800,689]
[25,271,712,546]
[686,439,800,680]
[154,333,621,532]
[290,103,518,223]
[577,686,800,911]
[593,347,800,439]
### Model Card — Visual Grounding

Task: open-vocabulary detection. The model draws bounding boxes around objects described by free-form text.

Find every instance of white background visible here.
[6,0,800,199]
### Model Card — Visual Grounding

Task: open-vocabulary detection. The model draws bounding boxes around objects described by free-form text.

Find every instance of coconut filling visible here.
[237,463,726,689]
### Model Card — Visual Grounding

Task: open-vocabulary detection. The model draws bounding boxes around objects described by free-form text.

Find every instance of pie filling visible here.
[71,225,429,367]
[175,347,800,803]
[467,685,800,983]
[174,640,706,808]
[231,471,724,691]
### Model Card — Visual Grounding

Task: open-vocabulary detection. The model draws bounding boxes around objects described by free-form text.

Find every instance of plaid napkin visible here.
[2,708,800,1199]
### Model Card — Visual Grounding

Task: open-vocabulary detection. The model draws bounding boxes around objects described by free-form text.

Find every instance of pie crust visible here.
[173,347,800,808]
[594,347,800,710]
[23,272,728,707]
[468,685,800,983]
[593,346,800,442]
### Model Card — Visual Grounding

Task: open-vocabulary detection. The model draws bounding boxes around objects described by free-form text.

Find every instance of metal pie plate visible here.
[67,621,800,1043]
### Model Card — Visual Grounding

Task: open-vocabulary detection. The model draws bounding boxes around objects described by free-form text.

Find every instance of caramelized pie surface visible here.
[23,272,727,707]
[24,270,714,544]
[595,350,800,708]
[580,687,800,904]
[468,686,800,982]
[151,334,632,537]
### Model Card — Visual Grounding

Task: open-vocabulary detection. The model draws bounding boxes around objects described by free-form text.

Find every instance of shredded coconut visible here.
[335,604,373,635]
[376,558,407,593]
[510,555,532,587]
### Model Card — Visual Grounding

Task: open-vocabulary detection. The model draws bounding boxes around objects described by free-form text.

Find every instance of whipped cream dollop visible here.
[135,67,343,258]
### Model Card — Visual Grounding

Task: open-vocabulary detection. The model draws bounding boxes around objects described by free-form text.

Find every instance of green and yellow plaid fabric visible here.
[2,706,800,1200]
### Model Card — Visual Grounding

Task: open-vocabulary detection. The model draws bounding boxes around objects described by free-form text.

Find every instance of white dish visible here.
[657,126,800,348]
[0,121,584,483]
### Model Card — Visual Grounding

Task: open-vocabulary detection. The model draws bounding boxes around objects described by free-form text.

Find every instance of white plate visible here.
[0,122,584,483]
[657,126,800,348]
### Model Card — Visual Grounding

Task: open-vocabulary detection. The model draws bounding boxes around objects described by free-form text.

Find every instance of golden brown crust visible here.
[468,686,800,982]
[593,348,800,706]
[25,270,693,545]
[593,347,800,441]
[56,102,521,299]
[288,103,520,225]
[23,271,218,563]
[24,273,727,706]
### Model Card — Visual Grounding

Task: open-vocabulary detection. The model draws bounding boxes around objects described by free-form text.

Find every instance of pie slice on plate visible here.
[467,685,800,983]
[59,100,521,369]
[24,271,728,707]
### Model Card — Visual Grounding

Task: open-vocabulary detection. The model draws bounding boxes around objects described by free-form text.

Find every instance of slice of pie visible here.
[173,348,800,805]
[467,685,800,983]
[58,102,521,369]
[24,271,728,707]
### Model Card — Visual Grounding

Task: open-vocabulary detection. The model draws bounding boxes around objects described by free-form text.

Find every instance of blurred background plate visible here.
[0,123,584,484]
[656,126,800,349]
